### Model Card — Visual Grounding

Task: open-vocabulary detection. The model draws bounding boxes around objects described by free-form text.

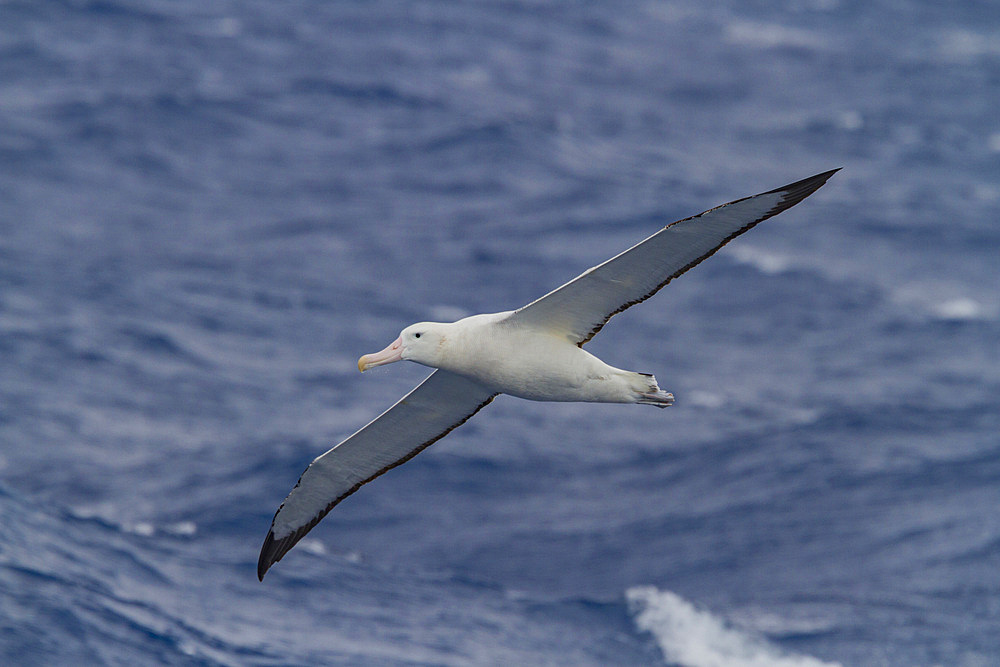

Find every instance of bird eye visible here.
[414,333,421,339]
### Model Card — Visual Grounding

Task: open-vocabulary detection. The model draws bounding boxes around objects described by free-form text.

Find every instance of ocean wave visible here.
[724,20,830,51]
[626,587,840,667]
[727,246,796,276]
[891,282,998,322]
[729,246,998,324]
[936,28,1000,61]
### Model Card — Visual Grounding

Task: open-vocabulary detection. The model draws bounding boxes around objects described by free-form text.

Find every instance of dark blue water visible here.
[2,1,998,665]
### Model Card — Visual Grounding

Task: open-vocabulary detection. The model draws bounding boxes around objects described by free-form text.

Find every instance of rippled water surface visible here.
[2,1,998,665]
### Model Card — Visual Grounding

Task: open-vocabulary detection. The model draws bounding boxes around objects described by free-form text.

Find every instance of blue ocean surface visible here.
[2,1,998,665]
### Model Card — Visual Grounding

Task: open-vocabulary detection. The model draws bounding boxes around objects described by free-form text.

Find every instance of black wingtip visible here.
[257,534,271,581]
[257,522,314,581]
[257,530,278,581]
[255,389,499,582]
[766,167,841,199]
[753,168,841,221]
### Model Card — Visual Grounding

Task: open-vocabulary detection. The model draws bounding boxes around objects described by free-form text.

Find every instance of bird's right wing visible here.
[507,169,839,345]
[258,369,497,580]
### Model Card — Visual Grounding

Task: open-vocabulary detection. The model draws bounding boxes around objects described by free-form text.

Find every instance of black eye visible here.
[414,333,421,339]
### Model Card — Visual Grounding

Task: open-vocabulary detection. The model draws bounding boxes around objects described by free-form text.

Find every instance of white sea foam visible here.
[164,521,198,537]
[892,284,996,322]
[68,507,198,539]
[298,538,328,556]
[127,522,156,537]
[835,110,863,131]
[728,246,793,275]
[931,297,991,321]
[725,20,827,50]
[687,390,726,409]
[626,587,841,667]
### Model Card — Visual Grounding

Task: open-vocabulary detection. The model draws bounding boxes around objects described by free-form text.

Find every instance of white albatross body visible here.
[257,169,839,580]
[391,311,672,405]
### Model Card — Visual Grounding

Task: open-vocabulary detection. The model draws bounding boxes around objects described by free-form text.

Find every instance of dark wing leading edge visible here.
[507,169,840,345]
[258,370,498,580]
[258,169,837,579]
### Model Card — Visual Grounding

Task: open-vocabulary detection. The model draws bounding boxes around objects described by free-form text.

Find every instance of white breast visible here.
[436,314,639,403]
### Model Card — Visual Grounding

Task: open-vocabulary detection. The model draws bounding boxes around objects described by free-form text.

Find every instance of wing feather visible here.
[258,169,838,579]
[258,369,497,580]
[509,169,839,345]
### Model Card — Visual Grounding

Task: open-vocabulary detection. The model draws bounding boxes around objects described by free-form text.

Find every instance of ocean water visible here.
[2,0,998,665]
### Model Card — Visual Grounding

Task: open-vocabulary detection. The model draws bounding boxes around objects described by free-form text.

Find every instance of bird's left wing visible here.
[258,369,497,580]
[507,169,839,345]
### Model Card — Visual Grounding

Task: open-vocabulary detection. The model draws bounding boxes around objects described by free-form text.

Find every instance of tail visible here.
[633,373,674,408]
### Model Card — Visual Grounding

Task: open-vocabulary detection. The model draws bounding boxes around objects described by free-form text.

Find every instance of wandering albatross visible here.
[257,168,839,580]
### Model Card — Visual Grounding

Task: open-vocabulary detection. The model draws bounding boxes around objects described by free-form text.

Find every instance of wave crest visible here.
[626,586,840,667]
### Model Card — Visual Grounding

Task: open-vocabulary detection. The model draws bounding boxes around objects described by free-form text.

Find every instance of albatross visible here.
[257,168,839,580]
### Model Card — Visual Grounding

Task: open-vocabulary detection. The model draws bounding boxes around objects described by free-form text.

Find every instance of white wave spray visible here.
[626,587,841,667]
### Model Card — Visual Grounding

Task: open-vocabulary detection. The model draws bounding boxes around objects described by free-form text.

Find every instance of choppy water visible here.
[2,1,998,665]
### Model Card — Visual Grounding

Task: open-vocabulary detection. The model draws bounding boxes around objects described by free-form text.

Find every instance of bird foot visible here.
[638,390,674,408]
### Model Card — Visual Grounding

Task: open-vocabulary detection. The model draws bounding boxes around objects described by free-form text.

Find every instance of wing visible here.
[258,369,497,580]
[507,169,839,345]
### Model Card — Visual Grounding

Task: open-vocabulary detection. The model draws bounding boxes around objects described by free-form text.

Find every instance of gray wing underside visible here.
[258,169,838,579]
[258,369,497,579]
[508,169,840,345]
